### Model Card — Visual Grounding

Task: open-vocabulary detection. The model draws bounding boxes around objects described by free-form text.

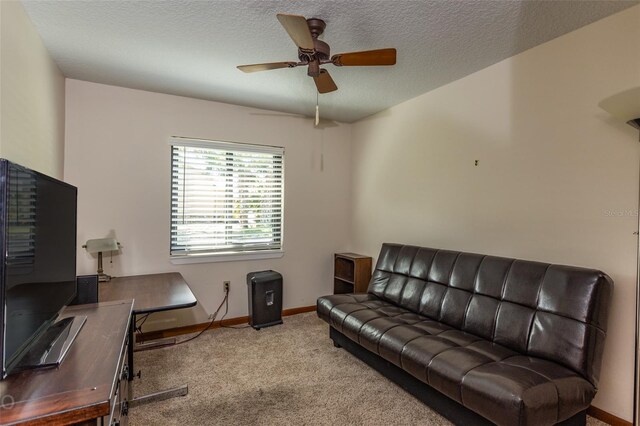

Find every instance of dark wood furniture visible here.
[334,253,372,294]
[0,300,133,425]
[99,272,197,405]
[100,272,197,315]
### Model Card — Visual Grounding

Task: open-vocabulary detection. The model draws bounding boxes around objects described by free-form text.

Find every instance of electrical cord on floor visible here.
[134,286,246,347]
[220,285,251,329]
[174,289,229,345]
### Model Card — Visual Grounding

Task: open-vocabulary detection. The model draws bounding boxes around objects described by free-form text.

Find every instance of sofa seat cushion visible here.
[462,356,596,425]
[317,293,393,330]
[317,293,596,426]
[317,294,397,326]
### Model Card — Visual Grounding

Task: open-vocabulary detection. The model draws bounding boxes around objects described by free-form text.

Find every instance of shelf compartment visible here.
[334,278,354,295]
[335,256,355,282]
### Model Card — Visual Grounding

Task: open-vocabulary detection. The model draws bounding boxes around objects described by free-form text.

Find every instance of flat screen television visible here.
[0,159,81,378]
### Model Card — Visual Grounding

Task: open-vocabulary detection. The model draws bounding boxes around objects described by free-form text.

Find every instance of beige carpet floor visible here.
[129,312,608,426]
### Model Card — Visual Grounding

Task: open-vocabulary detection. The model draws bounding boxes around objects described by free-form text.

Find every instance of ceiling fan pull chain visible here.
[315,91,320,127]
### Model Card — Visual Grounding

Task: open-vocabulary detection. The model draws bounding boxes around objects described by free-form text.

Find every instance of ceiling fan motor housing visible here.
[298,18,330,62]
[299,42,330,63]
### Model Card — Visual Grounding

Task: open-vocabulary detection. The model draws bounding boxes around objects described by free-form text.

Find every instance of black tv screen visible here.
[0,159,77,377]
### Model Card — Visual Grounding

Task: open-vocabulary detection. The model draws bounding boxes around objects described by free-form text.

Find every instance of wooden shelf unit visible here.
[334,253,372,294]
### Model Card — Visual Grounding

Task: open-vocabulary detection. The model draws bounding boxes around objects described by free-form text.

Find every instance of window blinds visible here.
[170,139,284,256]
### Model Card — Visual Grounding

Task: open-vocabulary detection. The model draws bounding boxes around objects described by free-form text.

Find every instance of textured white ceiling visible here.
[21,0,638,123]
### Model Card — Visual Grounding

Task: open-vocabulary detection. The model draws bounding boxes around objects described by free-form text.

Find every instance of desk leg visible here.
[126,311,189,407]
[128,313,135,381]
[129,385,189,408]
[135,337,177,351]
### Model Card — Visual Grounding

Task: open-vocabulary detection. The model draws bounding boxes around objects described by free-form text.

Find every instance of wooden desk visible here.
[100,272,197,315]
[0,300,132,425]
[99,272,197,404]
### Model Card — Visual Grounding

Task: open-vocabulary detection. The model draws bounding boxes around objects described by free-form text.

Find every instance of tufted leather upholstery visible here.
[317,243,612,426]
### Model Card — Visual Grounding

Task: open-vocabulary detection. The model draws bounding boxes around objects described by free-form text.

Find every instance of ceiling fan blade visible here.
[276,13,314,50]
[237,62,298,73]
[331,48,397,66]
[313,69,338,94]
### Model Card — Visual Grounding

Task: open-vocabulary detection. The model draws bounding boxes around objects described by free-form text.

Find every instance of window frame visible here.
[168,137,285,264]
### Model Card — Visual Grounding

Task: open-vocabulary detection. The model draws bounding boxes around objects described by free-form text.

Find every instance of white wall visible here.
[64,80,352,331]
[350,6,640,421]
[0,0,65,178]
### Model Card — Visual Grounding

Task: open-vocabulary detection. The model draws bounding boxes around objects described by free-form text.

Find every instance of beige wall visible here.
[350,6,640,420]
[0,0,65,178]
[64,79,352,331]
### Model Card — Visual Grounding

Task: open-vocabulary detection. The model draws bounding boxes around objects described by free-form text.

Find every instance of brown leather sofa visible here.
[317,243,612,426]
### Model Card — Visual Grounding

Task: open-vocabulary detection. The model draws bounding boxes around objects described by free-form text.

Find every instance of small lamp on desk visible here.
[83,238,120,282]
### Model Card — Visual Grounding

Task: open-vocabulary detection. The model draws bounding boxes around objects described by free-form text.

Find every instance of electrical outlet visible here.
[223,281,230,293]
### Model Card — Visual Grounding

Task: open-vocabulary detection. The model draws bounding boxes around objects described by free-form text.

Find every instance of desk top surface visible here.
[99,272,197,314]
[0,300,133,425]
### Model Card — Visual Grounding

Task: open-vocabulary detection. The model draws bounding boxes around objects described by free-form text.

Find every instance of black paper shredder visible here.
[247,270,283,330]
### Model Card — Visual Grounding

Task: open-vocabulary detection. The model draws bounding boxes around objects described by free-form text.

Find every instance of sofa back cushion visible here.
[368,243,612,386]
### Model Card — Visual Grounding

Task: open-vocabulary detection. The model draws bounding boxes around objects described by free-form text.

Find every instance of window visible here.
[170,137,284,261]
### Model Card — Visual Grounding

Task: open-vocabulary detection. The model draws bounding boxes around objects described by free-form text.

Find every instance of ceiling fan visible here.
[237,13,397,94]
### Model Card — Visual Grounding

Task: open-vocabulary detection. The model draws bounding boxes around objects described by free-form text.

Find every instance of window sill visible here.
[170,250,284,264]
